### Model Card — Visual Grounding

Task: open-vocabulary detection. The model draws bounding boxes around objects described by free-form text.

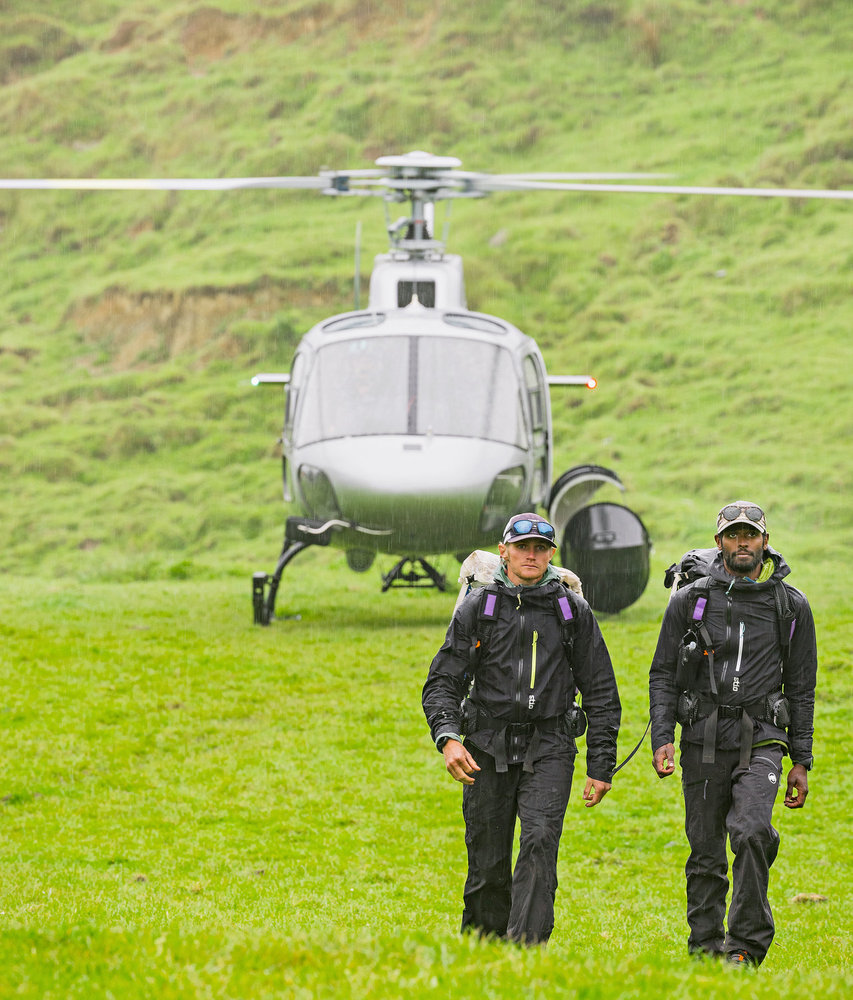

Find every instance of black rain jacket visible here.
[422,577,621,782]
[649,547,817,767]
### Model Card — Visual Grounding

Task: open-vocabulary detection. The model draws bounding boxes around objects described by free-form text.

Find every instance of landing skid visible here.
[253,541,448,624]
[381,556,447,592]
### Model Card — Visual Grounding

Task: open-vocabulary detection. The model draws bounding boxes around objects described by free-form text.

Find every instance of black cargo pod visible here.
[561,502,651,613]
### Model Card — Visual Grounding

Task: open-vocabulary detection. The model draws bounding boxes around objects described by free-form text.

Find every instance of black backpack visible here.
[664,547,797,767]
[663,548,797,670]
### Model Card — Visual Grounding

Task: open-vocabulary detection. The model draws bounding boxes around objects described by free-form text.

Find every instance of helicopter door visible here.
[281,352,307,501]
[523,354,550,504]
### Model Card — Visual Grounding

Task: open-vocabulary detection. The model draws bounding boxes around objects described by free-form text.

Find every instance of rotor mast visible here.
[373,152,466,259]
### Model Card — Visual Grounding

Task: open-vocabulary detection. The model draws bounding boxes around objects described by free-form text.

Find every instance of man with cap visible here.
[422,512,621,945]
[649,501,817,967]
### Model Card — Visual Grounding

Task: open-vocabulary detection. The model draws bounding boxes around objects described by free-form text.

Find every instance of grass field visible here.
[1,550,850,996]
[1,0,852,995]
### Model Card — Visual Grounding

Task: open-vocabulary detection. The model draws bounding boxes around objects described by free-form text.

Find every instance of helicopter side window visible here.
[284,352,306,441]
[523,355,546,441]
[416,338,523,446]
[523,354,549,499]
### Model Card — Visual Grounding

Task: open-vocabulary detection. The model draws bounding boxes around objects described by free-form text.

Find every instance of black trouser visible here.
[460,740,575,944]
[681,741,783,963]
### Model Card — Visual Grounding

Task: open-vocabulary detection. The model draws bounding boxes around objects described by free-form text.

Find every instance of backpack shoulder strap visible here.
[686,575,712,619]
[684,576,717,697]
[552,584,577,671]
[469,584,501,666]
[773,580,796,668]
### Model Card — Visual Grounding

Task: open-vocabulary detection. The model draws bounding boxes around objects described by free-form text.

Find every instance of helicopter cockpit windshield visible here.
[295,335,524,446]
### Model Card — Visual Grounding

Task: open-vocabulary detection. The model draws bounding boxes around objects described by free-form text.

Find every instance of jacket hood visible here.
[707,544,791,589]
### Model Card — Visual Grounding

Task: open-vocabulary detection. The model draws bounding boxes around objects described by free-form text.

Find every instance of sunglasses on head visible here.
[506,518,556,539]
[719,504,765,524]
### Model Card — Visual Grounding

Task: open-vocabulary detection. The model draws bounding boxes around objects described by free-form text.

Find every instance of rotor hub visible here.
[375,151,463,173]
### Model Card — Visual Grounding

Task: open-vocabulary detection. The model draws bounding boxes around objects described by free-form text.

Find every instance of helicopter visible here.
[244,150,851,622]
[3,152,850,621]
[249,150,676,622]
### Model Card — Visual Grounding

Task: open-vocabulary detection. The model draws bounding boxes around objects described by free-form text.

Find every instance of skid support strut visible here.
[381,556,447,592]
[252,540,312,625]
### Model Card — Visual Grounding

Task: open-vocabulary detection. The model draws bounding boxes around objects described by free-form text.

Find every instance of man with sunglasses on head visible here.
[422,512,621,945]
[649,501,817,968]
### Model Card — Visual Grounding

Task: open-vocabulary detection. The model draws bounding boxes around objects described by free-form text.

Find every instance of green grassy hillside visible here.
[1,2,851,996]
[1,0,851,590]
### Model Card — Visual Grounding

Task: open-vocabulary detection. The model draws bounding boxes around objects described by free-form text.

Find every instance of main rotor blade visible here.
[0,176,330,191]
[1,174,849,201]
[477,178,853,200]
[492,172,672,180]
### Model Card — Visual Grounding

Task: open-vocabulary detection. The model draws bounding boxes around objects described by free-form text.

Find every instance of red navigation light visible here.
[586,376,598,390]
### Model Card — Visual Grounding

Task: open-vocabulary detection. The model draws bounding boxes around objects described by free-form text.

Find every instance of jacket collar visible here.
[708,545,791,589]
[494,562,563,591]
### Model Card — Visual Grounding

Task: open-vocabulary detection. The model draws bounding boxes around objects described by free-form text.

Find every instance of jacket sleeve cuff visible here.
[651,728,675,751]
[435,732,463,752]
[586,764,615,784]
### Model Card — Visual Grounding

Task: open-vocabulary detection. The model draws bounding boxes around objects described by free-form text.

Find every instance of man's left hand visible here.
[582,777,611,808]
[784,763,809,809]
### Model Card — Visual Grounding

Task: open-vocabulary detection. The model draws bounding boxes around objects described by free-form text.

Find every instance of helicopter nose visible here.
[297,436,528,550]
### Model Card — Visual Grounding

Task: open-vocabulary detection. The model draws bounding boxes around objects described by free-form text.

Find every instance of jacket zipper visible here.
[514,593,524,721]
[529,630,538,711]
[720,592,733,683]
[731,619,745,693]
[734,621,745,673]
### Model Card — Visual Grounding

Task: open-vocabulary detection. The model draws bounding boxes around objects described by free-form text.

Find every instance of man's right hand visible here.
[443,740,481,785]
[653,742,676,778]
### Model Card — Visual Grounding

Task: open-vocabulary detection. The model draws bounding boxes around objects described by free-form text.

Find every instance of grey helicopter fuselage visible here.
[278,252,553,565]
